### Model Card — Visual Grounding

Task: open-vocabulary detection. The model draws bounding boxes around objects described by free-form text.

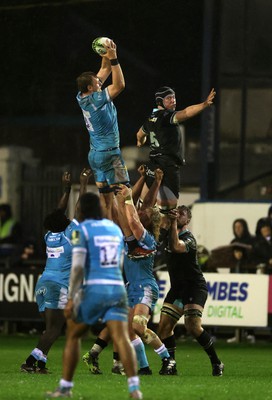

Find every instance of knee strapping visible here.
[161,305,182,323]
[133,315,157,344]
[133,314,148,328]
[143,328,157,344]
[184,309,203,318]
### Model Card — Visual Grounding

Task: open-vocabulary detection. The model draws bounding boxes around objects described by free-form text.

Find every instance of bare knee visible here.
[184,309,203,337]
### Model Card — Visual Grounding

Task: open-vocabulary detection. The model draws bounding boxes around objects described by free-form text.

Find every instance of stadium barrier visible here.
[153,272,272,327]
[1,268,272,328]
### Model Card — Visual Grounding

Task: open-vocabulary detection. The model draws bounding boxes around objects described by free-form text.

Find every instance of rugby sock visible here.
[91,338,108,355]
[59,379,73,389]
[37,353,47,369]
[162,335,176,359]
[196,330,221,364]
[113,351,120,362]
[154,344,170,359]
[131,337,149,368]
[128,376,140,393]
[26,347,42,365]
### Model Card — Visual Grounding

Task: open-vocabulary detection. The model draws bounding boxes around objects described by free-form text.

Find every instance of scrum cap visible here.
[155,86,175,108]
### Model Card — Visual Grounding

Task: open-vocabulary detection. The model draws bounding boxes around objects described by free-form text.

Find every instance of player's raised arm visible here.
[173,88,216,123]
[101,39,125,99]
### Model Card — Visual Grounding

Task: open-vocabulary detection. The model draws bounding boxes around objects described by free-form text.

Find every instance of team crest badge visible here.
[71,230,81,245]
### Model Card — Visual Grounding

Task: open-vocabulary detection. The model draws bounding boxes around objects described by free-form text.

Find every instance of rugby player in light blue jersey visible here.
[47,192,142,399]
[118,185,177,375]
[76,39,130,220]
[20,169,91,375]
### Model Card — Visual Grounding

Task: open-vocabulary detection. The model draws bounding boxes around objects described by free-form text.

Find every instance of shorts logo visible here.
[36,287,47,296]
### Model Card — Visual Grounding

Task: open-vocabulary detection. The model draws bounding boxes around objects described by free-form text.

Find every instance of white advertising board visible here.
[153,272,269,327]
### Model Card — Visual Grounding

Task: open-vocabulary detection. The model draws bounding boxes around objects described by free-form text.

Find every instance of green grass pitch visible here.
[1,334,272,400]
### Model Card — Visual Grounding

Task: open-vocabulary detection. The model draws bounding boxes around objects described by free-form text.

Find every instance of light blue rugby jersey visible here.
[124,229,157,283]
[72,218,124,284]
[76,88,120,151]
[42,219,79,286]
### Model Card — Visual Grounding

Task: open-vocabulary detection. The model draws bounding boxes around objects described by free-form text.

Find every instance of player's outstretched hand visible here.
[80,168,92,185]
[205,88,216,106]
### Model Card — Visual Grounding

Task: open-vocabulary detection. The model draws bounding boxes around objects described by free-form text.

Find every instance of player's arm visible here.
[57,172,72,212]
[74,168,92,220]
[115,190,133,237]
[102,40,125,100]
[141,168,163,211]
[120,186,145,241]
[131,164,146,206]
[173,88,216,123]
[136,127,147,147]
[96,56,112,84]
[65,245,86,319]
[168,210,187,253]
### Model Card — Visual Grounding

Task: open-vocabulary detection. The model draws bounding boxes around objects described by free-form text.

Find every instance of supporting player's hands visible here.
[205,88,216,107]
[80,168,92,185]
[138,164,147,177]
[120,186,133,200]
[168,208,178,222]
[154,168,164,182]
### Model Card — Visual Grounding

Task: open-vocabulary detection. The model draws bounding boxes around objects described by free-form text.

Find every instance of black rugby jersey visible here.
[142,108,185,166]
[166,230,207,289]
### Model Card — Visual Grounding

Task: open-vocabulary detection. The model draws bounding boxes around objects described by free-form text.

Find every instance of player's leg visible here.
[107,319,142,399]
[21,282,67,374]
[35,308,66,372]
[46,319,89,398]
[132,303,176,375]
[157,301,183,361]
[128,306,151,375]
[82,325,111,374]
[184,293,224,376]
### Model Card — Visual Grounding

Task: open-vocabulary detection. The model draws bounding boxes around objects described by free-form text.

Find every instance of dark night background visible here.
[0,0,204,168]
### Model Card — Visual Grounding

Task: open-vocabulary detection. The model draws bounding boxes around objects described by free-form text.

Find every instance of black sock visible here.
[113,351,120,362]
[96,337,108,349]
[162,335,176,359]
[37,360,46,369]
[25,355,36,366]
[196,330,220,365]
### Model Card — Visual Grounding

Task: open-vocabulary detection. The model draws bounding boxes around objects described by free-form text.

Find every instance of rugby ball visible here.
[92,37,111,55]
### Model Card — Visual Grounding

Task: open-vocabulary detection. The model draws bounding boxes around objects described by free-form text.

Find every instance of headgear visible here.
[155,86,175,108]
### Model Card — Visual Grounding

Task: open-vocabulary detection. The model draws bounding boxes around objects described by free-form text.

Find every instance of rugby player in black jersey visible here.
[136,87,215,213]
[157,205,224,376]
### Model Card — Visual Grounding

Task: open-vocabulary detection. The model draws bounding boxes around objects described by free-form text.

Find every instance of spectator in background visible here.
[0,203,22,258]
[230,218,255,273]
[252,217,272,275]
[227,218,256,344]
